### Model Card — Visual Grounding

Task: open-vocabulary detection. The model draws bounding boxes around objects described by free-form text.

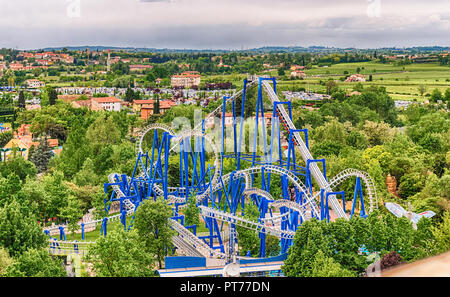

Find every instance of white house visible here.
[91,97,122,112]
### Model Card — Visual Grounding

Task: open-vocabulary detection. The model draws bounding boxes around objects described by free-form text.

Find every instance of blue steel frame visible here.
[50,77,371,264]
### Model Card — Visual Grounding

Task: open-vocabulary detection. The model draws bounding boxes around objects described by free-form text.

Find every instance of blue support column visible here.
[81,222,85,240]
[100,217,108,237]
[59,226,66,241]
[351,177,367,219]
[121,210,127,230]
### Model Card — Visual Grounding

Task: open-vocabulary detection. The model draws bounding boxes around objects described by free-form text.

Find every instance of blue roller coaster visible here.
[43,76,378,270]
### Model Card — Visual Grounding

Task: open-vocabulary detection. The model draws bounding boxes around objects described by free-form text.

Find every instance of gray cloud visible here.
[1,0,449,49]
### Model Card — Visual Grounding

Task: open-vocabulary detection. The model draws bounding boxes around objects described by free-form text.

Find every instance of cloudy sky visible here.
[1,0,449,50]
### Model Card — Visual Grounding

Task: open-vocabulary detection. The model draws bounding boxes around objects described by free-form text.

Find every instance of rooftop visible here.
[92,97,121,103]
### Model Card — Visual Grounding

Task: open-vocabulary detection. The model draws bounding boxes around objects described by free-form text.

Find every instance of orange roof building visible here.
[133,99,154,112]
[91,97,122,112]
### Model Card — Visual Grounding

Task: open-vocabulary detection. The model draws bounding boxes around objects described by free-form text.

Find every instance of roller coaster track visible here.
[132,79,258,205]
[198,205,296,240]
[45,77,378,260]
[242,188,275,201]
[261,79,347,219]
[169,218,221,258]
[308,168,378,213]
[234,165,320,219]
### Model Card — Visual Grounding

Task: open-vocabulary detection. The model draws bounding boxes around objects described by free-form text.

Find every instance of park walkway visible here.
[381,251,450,277]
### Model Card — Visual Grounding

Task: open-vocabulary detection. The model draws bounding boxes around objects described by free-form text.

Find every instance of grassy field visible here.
[278,62,450,101]
[199,62,450,102]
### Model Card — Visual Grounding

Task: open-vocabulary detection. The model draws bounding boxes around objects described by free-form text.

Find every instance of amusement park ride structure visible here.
[43,76,379,271]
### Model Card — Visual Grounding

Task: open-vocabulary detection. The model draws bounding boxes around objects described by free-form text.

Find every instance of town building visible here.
[290,70,307,78]
[72,99,92,109]
[140,104,154,120]
[129,64,153,72]
[25,79,46,89]
[290,65,306,71]
[1,124,60,161]
[133,99,154,113]
[139,100,176,120]
[171,73,201,88]
[9,63,24,71]
[91,97,122,112]
[345,74,366,82]
[159,100,176,114]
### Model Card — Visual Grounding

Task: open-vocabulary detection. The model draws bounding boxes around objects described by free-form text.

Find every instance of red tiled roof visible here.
[133,99,155,105]
[29,138,59,148]
[159,101,176,109]
[172,73,201,78]
[92,97,121,103]
[129,64,153,68]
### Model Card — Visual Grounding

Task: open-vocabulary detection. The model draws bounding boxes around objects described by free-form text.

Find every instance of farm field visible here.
[198,62,450,102]
[281,62,450,101]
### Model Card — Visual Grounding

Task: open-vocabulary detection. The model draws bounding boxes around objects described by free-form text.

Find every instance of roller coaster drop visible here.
[44,77,378,265]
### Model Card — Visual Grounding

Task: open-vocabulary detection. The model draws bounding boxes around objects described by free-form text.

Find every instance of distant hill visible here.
[36,45,450,54]
[39,46,230,54]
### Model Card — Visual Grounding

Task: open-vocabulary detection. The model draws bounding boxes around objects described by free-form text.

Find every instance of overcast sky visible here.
[1,0,449,50]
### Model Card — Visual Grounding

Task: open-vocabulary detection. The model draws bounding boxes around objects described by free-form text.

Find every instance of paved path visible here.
[381,251,450,277]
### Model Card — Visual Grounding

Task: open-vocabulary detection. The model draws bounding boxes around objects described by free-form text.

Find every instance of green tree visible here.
[18,91,25,109]
[444,88,450,102]
[18,177,51,221]
[362,120,394,147]
[184,193,200,227]
[87,227,156,277]
[124,87,135,103]
[430,88,443,103]
[53,118,91,179]
[418,85,427,97]
[153,94,160,115]
[58,195,83,240]
[72,158,99,187]
[265,234,281,257]
[42,171,70,220]
[0,247,14,275]
[431,212,450,254]
[398,172,425,198]
[0,173,22,207]
[282,219,332,276]
[49,88,58,106]
[0,156,37,182]
[133,198,175,269]
[326,80,338,95]
[29,137,54,173]
[309,250,356,277]
[0,200,47,257]
[326,218,367,273]
[236,202,260,257]
[3,248,66,277]
[86,113,121,155]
